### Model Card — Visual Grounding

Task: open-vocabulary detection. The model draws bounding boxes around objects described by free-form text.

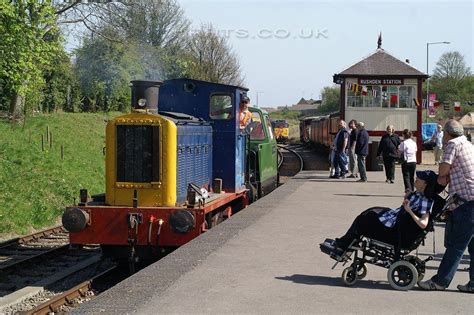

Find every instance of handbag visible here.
[397,148,405,163]
[438,193,467,222]
[389,137,404,162]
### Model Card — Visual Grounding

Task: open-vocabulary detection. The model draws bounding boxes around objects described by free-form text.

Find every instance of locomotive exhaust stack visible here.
[130,80,162,113]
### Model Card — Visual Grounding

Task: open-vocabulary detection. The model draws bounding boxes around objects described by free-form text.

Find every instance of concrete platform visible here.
[74,170,472,314]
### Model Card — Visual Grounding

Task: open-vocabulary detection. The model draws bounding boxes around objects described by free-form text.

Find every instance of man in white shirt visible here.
[399,129,417,192]
[431,124,444,164]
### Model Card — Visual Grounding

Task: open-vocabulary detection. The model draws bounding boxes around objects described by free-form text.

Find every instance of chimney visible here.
[130,80,163,113]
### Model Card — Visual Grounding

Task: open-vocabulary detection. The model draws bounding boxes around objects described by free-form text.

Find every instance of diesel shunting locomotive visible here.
[62,79,278,266]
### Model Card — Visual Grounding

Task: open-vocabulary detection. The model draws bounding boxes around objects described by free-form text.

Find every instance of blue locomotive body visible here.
[160,79,249,193]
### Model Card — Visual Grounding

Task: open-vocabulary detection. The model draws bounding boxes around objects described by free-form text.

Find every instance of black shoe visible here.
[457,282,474,293]
[320,240,337,255]
[357,179,367,182]
[330,175,339,179]
[321,239,344,253]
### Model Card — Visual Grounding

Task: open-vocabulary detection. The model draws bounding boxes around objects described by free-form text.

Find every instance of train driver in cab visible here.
[240,95,252,130]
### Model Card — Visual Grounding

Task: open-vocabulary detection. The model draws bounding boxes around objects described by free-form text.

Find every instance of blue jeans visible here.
[432,200,474,287]
[334,151,348,177]
[356,154,367,181]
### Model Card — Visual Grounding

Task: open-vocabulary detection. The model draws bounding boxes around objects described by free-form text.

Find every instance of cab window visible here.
[264,115,274,140]
[210,94,233,120]
[250,111,265,140]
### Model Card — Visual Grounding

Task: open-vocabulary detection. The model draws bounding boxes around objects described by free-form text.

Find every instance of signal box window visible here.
[399,86,416,108]
[210,94,233,120]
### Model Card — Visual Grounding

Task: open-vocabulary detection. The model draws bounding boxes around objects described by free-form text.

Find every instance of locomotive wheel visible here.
[387,261,418,291]
[342,266,357,286]
[405,255,425,282]
[356,263,367,280]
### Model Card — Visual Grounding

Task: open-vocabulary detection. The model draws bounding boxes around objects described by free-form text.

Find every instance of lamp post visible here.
[256,91,264,108]
[426,41,450,122]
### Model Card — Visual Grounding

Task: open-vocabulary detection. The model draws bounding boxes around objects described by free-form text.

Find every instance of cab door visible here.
[249,109,278,197]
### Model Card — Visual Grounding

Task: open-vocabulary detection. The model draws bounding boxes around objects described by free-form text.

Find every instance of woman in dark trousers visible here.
[399,129,418,193]
[377,125,400,183]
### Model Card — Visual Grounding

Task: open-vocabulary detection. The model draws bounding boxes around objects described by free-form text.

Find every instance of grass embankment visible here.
[0,112,120,237]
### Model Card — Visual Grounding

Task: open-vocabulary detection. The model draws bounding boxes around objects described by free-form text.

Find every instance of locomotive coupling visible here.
[62,208,90,233]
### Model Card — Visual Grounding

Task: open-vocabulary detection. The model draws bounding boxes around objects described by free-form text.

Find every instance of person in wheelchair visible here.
[323,170,439,256]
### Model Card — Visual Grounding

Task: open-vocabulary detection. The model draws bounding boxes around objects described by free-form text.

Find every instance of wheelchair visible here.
[320,193,454,291]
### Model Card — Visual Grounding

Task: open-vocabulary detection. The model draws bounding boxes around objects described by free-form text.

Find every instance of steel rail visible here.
[277,149,284,169]
[0,244,70,273]
[277,145,304,173]
[27,265,118,315]
[0,226,65,250]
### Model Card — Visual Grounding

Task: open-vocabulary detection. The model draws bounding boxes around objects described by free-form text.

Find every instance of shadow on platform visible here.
[274,274,392,290]
[417,252,471,265]
[333,193,401,198]
[294,176,394,185]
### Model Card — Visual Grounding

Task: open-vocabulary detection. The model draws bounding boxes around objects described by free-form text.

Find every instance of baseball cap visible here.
[416,170,437,186]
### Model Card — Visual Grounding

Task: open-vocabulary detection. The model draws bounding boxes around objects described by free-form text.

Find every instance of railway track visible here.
[0,226,69,273]
[25,265,124,315]
[0,227,155,314]
[277,143,330,182]
[278,144,304,177]
[0,226,114,314]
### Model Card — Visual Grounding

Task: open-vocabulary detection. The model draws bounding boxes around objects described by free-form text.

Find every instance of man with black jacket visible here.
[355,122,369,182]
[376,125,400,183]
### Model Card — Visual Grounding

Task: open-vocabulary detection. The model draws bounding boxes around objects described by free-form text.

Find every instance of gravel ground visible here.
[1,258,114,314]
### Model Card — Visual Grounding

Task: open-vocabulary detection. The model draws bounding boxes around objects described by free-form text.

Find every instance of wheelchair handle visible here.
[422,256,433,263]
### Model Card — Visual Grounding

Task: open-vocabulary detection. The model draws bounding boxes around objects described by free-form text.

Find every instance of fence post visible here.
[49,131,53,149]
[41,134,44,151]
[46,125,50,144]
[61,144,64,160]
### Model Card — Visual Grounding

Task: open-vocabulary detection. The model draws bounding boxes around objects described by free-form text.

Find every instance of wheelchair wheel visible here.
[342,266,357,286]
[356,264,367,279]
[405,255,425,282]
[387,261,418,291]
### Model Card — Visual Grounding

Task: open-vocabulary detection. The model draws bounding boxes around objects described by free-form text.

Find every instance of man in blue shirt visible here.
[355,122,369,182]
[331,120,349,179]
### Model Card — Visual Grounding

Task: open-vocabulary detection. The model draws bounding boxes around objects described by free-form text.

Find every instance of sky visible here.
[179,0,473,107]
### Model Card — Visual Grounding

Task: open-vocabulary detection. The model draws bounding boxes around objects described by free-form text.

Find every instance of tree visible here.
[42,50,81,112]
[74,27,144,112]
[185,24,244,85]
[66,0,193,81]
[0,0,62,118]
[432,51,471,81]
[318,86,340,114]
[431,51,472,103]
